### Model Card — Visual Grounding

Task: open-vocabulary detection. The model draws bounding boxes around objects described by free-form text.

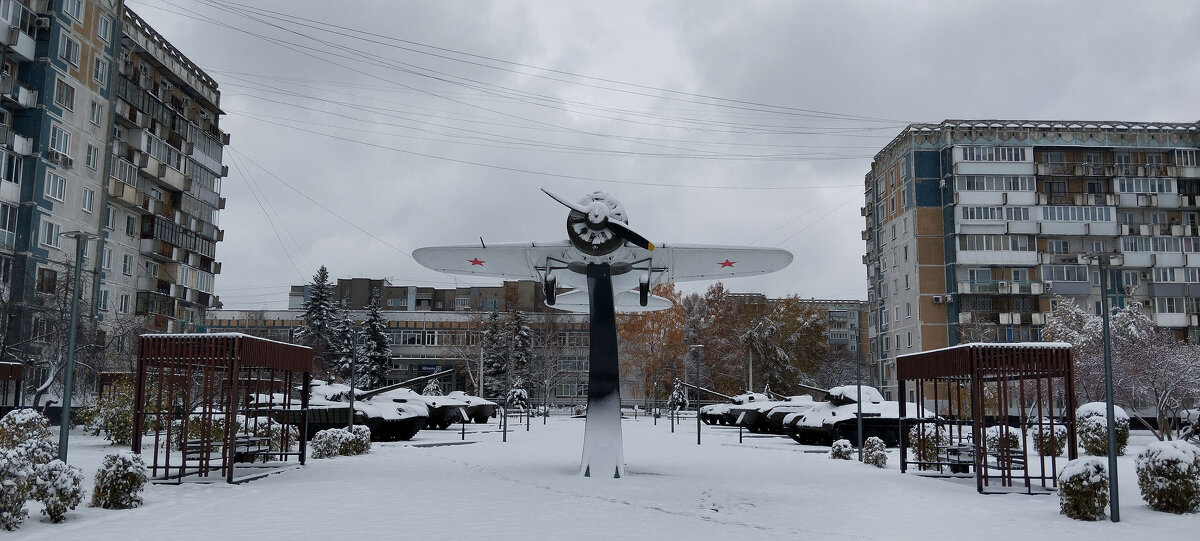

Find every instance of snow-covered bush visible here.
[310,426,371,459]
[1033,423,1069,457]
[667,380,688,412]
[1135,440,1200,514]
[907,423,949,466]
[0,449,32,530]
[507,387,530,411]
[252,420,299,457]
[90,451,148,509]
[1058,457,1109,521]
[0,409,53,451]
[862,437,887,468]
[91,378,137,446]
[1076,402,1129,456]
[830,439,853,460]
[984,426,1022,451]
[32,459,84,523]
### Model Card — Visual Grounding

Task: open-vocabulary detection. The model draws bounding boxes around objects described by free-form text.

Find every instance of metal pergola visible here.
[897,342,1077,494]
[132,333,313,484]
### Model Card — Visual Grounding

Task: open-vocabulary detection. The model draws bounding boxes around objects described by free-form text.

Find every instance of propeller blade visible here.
[607,220,655,251]
[541,188,591,214]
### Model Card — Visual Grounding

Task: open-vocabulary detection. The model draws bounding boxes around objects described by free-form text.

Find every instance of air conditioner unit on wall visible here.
[932,295,945,304]
[34,17,50,30]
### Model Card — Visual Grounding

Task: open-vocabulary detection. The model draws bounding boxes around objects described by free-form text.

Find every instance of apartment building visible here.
[0,2,225,369]
[864,120,1200,400]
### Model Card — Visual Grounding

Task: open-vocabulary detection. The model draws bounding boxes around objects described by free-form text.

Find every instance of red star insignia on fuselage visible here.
[468,258,485,266]
[719,259,736,268]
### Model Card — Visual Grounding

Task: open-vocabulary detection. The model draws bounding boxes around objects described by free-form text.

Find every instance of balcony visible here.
[0,76,37,108]
[956,280,1046,295]
[140,238,178,262]
[136,291,176,317]
[0,2,37,61]
[1153,313,1189,328]
[0,125,28,155]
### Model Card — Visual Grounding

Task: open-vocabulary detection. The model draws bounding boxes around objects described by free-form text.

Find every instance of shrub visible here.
[0,449,33,530]
[1076,402,1130,456]
[1058,457,1109,521]
[1033,423,1069,457]
[32,459,84,523]
[252,420,300,460]
[92,378,137,447]
[0,409,53,451]
[830,439,853,460]
[90,451,148,510]
[1135,440,1200,514]
[311,427,370,459]
[862,436,888,468]
[984,426,1022,452]
[908,423,949,467]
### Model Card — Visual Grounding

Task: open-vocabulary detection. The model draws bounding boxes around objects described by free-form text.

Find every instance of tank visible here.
[783,385,934,447]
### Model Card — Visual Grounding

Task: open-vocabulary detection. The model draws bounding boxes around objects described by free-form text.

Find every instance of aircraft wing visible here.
[644,244,793,283]
[411,242,571,280]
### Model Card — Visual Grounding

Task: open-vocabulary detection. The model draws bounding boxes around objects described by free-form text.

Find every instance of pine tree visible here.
[330,306,360,385]
[295,266,338,379]
[505,310,533,395]
[480,311,506,399]
[360,292,392,389]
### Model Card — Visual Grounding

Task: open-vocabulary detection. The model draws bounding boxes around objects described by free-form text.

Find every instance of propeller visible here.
[542,189,655,252]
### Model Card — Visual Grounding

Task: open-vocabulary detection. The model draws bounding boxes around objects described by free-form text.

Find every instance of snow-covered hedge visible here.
[33,459,84,523]
[310,426,371,459]
[908,423,949,467]
[984,426,1022,452]
[862,436,887,468]
[1058,457,1109,521]
[829,439,853,460]
[0,449,32,530]
[1033,423,1069,457]
[1135,440,1200,514]
[90,451,148,509]
[1076,402,1129,456]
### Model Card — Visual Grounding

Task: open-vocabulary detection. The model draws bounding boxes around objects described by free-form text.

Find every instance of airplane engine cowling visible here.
[565,192,628,257]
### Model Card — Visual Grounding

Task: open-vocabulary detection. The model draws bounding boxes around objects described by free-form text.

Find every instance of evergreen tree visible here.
[330,305,360,385]
[360,292,392,389]
[505,310,533,393]
[480,311,506,399]
[295,266,338,378]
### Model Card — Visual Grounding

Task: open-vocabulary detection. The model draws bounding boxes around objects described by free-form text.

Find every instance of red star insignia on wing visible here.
[719,259,736,268]
[468,257,485,266]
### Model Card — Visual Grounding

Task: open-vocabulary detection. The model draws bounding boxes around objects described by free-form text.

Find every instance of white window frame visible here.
[102,246,112,270]
[98,15,113,42]
[63,0,83,21]
[40,219,62,249]
[98,289,110,311]
[118,293,130,314]
[44,172,66,201]
[90,101,103,125]
[122,253,133,276]
[93,58,108,86]
[81,187,94,213]
[49,124,71,154]
[86,145,98,169]
[54,78,75,111]
[59,35,81,66]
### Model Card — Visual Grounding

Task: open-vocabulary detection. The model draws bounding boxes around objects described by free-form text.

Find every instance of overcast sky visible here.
[124,0,1200,310]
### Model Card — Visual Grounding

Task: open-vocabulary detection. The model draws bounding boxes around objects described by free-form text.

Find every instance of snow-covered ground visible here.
[15,415,1198,540]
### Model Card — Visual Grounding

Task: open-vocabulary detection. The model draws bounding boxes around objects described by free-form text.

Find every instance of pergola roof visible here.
[140,333,312,372]
[896,342,1073,381]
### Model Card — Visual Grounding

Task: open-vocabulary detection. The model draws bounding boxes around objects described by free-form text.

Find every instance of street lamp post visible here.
[57,231,99,463]
[696,347,700,443]
[854,326,863,462]
[1079,252,1123,523]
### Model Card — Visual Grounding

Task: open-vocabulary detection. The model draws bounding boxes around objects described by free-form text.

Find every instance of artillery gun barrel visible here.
[673,380,734,402]
[357,368,457,400]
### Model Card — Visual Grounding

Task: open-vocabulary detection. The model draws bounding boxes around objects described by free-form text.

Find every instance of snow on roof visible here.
[827,385,883,403]
[896,341,1072,361]
[141,332,313,350]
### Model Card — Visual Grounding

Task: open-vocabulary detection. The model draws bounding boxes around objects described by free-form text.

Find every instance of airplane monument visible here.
[413,190,792,478]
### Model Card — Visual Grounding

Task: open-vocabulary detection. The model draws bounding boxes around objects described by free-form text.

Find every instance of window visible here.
[1146,154,1163,166]
[59,36,81,66]
[49,125,71,154]
[903,245,909,261]
[0,203,15,250]
[1046,240,1069,254]
[40,220,61,248]
[954,175,1035,191]
[1155,297,1184,314]
[86,145,98,169]
[1176,150,1198,167]
[36,268,57,293]
[906,332,913,348]
[891,224,896,241]
[0,151,21,184]
[1039,206,1113,222]
[1186,268,1200,283]
[98,15,113,42]
[0,256,10,286]
[1152,268,1176,283]
[54,79,75,111]
[118,293,130,314]
[93,58,108,86]
[122,254,133,275]
[1043,151,1066,164]
[81,187,94,212]
[103,206,114,230]
[1041,265,1089,282]
[1116,177,1173,194]
[958,235,1034,251]
[904,274,910,290]
[1092,241,1105,253]
[125,215,136,236]
[893,306,900,322]
[961,146,1028,162]
[1123,271,1140,288]
[63,0,83,20]
[44,172,66,201]
[98,290,109,311]
[144,260,159,279]
[102,246,112,270]
[905,303,912,318]
[90,101,103,125]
